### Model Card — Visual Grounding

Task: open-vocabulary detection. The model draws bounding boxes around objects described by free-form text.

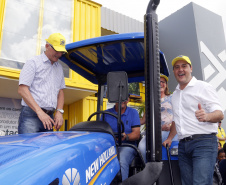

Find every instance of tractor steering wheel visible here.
[87,111,125,134]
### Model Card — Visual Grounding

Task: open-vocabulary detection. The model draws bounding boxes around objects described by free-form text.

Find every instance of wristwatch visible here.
[125,134,129,141]
[56,109,64,114]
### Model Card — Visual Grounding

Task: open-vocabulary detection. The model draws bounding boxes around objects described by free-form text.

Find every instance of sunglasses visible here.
[49,44,66,54]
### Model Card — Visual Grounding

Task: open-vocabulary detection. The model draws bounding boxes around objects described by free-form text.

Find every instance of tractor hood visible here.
[60,32,169,84]
[0,132,119,185]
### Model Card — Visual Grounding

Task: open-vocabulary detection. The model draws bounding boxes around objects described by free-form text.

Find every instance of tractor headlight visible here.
[170,148,178,156]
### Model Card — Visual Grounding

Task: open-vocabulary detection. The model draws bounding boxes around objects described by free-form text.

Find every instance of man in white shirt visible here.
[18,33,67,134]
[163,55,224,185]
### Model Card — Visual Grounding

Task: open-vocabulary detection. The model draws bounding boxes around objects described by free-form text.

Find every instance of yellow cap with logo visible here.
[160,73,168,82]
[172,55,191,66]
[45,33,67,53]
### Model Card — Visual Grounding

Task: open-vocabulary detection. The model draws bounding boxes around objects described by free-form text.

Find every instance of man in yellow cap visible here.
[163,55,224,185]
[18,33,67,134]
[217,121,226,147]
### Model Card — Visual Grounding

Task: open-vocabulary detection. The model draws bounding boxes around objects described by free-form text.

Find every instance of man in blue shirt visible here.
[104,97,140,181]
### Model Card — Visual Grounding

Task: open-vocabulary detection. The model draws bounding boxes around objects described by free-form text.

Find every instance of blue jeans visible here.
[178,134,217,185]
[119,146,136,181]
[18,106,53,134]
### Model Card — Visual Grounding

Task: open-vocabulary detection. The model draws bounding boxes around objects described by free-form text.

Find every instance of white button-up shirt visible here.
[172,76,223,140]
[19,52,65,109]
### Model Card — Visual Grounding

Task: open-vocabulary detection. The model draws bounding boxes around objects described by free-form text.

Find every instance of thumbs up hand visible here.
[195,103,209,122]
[198,103,202,110]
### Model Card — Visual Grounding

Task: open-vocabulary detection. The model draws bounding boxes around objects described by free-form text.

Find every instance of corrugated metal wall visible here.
[66,0,101,92]
[73,0,101,41]
[68,96,107,129]
[101,7,143,34]
[64,0,102,130]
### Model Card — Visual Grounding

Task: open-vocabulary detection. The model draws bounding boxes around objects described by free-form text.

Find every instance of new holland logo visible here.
[60,39,65,46]
[201,41,226,112]
[62,168,80,185]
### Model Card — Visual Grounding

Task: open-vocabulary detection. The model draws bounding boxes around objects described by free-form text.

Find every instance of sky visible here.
[95,0,226,39]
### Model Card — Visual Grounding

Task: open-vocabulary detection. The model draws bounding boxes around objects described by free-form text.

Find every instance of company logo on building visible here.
[62,168,80,185]
[201,41,226,112]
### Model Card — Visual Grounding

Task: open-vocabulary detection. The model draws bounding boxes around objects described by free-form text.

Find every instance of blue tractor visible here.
[0,0,181,184]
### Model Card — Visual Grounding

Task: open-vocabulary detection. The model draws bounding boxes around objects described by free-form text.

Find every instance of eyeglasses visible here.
[160,81,166,84]
[49,44,66,54]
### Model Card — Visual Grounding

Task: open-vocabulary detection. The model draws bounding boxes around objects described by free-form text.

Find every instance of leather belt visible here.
[41,108,55,115]
[180,133,216,142]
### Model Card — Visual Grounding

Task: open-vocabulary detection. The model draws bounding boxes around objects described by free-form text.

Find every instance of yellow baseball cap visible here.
[172,55,191,66]
[45,33,67,53]
[160,73,168,82]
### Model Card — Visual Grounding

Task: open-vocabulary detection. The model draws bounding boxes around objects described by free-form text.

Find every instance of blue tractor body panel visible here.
[0,132,119,185]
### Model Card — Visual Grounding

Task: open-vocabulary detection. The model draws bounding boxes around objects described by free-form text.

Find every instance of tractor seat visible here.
[69,120,115,139]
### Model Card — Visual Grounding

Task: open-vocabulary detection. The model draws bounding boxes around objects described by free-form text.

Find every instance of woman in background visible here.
[138,73,177,162]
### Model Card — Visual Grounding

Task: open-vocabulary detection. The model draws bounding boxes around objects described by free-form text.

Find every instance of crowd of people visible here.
[17,32,225,184]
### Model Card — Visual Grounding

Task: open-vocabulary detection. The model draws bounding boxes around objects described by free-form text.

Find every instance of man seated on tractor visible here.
[103,96,140,181]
